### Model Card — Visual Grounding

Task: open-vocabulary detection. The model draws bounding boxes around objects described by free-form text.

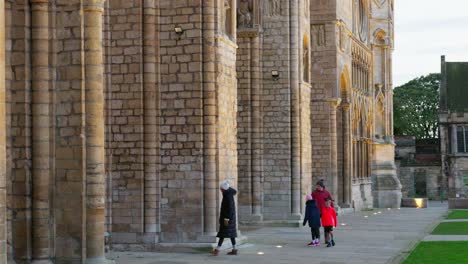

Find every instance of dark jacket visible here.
[217,188,238,238]
[303,200,321,228]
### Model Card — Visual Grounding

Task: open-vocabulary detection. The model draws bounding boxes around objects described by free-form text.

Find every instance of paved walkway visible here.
[441,219,468,222]
[423,235,468,241]
[109,202,447,264]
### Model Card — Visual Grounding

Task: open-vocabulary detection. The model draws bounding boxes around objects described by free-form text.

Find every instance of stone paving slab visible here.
[442,219,468,222]
[109,203,447,264]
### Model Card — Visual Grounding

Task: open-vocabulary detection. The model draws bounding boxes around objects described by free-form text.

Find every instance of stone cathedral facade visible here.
[0,0,401,263]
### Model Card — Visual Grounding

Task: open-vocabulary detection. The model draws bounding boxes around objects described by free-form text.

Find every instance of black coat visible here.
[303,200,321,228]
[217,188,238,238]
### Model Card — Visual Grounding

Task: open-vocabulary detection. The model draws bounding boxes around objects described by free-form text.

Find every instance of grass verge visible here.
[447,210,468,220]
[403,241,468,264]
[431,222,468,235]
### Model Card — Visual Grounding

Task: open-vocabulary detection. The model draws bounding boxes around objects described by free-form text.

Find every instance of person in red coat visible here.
[312,179,334,212]
[321,198,337,247]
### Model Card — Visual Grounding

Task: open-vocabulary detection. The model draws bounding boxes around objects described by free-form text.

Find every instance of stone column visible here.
[83,1,110,263]
[342,103,352,206]
[31,0,52,262]
[290,0,301,218]
[251,36,262,218]
[451,124,458,154]
[143,0,159,234]
[327,98,341,200]
[0,0,7,262]
[202,0,217,236]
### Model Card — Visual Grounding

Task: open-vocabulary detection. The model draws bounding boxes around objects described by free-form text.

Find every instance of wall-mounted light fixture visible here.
[271,70,280,80]
[174,25,184,35]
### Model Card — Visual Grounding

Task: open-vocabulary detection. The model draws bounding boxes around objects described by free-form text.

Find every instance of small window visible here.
[465,126,468,152]
[456,126,468,153]
[457,126,464,153]
[464,172,468,186]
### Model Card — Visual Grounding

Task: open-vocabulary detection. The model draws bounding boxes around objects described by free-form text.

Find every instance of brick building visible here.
[0,0,401,263]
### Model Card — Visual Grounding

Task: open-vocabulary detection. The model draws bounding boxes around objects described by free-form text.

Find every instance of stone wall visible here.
[107,0,145,241]
[439,60,468,198]
[395,136,442,200]
[1,0,401,261]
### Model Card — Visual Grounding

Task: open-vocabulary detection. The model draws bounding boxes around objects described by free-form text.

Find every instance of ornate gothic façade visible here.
[0,0,401,263]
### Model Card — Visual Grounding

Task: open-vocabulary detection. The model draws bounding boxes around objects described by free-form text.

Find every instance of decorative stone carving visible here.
[311,24,326,47]
[373,0,386,7]
[338,22,349,52]
[303,0,309,18]
[238,0,253,28]
[265,0,281,17]
[221,0,231,33]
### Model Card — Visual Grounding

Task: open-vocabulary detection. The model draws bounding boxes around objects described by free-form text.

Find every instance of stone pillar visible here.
[0,0,7,262]
[290,0,301,218]
[83,1,110,263]
[251,35,262,219]
[342,103,352,207]
[202,0,217,236]
[327,98,341,200]
[451,124,458,154]
[143,0,159,234]
[30,0,52,262]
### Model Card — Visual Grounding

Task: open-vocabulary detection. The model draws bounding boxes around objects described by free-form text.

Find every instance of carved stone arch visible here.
[303,35,310,82]
[366,105,373,138]
[373,0,386,8]
[375,95,385,137]
[340,66,351,102]
[373,28,388,45]
[357,0,370,43]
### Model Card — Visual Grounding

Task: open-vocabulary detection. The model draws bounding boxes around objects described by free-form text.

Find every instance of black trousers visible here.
[311,227,320,240]
[218,237,236,247]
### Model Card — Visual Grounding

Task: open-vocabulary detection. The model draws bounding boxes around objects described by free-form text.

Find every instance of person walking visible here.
[321,198,338,247]
[212,181,238,256]
[302,194,321,247]
[312,179,334,212]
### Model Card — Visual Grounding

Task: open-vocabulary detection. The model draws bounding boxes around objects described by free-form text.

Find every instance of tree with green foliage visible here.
[393,73,440,139]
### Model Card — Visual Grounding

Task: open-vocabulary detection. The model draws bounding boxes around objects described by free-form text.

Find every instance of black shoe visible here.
[331,240,335,246]
[326,242,332,248]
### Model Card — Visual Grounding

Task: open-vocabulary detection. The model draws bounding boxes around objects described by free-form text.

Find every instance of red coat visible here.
[312,189,334,211]
[321,207,337,227]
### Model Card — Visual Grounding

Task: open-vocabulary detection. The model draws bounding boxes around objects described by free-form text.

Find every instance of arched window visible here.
[358,0,369,43]
[303,36,310,82]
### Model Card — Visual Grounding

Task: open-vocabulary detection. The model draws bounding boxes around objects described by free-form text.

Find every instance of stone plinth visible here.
[448,198,468,209]
[372,143,402,208]
[401,198,428,208]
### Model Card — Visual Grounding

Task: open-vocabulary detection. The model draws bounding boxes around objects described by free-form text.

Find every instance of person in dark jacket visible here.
[303,194,322,246]
[212,181,238,256]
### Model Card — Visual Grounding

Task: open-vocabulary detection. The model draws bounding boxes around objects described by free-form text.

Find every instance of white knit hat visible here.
[220,180,230,190]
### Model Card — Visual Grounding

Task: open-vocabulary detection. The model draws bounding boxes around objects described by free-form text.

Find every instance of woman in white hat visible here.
[211,180,238,256]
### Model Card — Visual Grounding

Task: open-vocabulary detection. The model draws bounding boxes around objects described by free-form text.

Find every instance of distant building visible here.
[395,136,442,200]
[439,56,468,198]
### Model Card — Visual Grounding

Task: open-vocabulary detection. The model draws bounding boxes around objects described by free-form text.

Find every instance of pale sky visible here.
[393,0,468,87]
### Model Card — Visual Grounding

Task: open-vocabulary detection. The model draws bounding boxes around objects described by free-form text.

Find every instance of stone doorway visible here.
[414,170,427,198]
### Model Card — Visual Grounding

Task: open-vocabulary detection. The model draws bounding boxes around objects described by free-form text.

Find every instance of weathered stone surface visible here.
[2,0,400,262]
[448,198,468,209]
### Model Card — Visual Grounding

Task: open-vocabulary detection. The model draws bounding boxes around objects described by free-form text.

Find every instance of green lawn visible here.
[447,210,468,219]
[432,222,468,235]
[403,242,468,264]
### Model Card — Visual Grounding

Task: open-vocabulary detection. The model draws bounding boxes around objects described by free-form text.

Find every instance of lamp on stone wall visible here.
[271,70,280,80]
[174,25,184,34]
